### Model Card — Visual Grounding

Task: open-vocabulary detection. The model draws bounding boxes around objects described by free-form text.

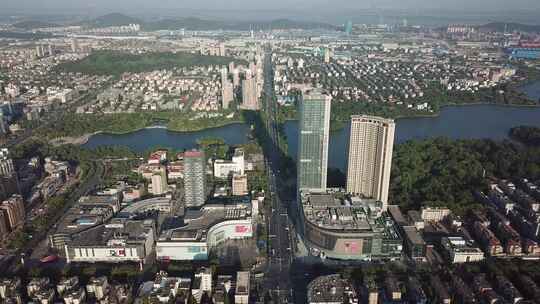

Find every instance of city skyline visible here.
[1,4,540,303]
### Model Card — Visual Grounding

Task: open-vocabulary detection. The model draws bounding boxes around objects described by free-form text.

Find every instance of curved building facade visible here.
[299,191,402,260]
[156,205,253,261]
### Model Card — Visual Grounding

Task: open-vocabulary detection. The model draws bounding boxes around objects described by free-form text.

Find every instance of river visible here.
[84,104,540,171]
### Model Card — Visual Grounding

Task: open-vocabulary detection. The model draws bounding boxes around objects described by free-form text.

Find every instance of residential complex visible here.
[346,115,395,209]
[183,150,207,208]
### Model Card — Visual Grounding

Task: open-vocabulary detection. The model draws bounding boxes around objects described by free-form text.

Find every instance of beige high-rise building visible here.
[0,194,25,230]
[346,115,395,209]
[221,68,234,109]
[240,70,259,110]
[151,170,168,195]
[232,174,248,196]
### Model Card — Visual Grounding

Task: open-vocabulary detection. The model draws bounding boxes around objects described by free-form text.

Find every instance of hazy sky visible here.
[4,0,540,12]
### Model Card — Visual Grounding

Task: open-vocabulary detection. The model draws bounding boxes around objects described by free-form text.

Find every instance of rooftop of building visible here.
[307,274,356,304]
[442,236,484,254]
[184,150,204,158]
[300,190,395,234]
[68,218,154,247]
[402,226,426,245]
[236,272,250,295]
[350,114,395,125]
[158,203,251,242]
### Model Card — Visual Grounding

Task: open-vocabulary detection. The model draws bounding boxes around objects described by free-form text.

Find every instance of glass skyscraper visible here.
[297,89,331,192]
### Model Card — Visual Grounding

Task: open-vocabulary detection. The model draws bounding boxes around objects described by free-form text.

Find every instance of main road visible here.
[260,49,295,303]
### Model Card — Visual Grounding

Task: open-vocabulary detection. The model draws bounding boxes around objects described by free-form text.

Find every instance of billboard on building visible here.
[109,249,126,257]
[235,225,251,233]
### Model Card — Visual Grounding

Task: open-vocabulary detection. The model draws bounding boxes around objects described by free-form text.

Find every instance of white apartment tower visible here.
[346,115,395,210]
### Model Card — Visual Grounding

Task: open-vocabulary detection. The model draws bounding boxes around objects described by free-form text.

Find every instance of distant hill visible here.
[12,20,59,29]
[479,22,540,33]
[81,13,143,28]
[77,13,335,31]
[144,17,336,31]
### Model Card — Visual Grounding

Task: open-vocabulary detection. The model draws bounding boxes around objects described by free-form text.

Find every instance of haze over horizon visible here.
[3,0,540,12]
[1,0,540,27]
[3,0,540,18]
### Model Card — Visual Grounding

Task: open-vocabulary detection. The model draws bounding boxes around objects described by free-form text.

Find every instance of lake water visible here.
[284,104,540,171]
[519,80,540,101]
[83,123,251,152]
[84,104,540,171]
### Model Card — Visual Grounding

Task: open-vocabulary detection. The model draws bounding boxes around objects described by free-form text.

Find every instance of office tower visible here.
[71,39,78,53]
[35,45,42,58]
[345,20,353,35]
[297,89,331,192]
[219,43,226,57]
[151,170,168,195]
[221,68,234,109]
[184,150,207,208]
[232,174,248,196]
[241,71,259,110]
[0,194,24,230]
[324,48,332,63]
[232,69,240,88]
[346,115,395,210]
[249,62,257,76]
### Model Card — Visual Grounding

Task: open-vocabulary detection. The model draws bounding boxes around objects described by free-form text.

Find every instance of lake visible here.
[519,80,540,102]
[84,105,540,171]
[285,104,540,171]
[83,123,252,152]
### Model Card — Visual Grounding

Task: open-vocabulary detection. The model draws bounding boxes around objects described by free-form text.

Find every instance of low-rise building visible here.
[192,268,212,304]
[299,191,402,261]
[0,278,22,303]
[65,218,156,264]
[213,148,245,178]
[421,207,451,222]
[407,277,427,304]
[235,271,250,304]
[156,202,253,261]
[431,276,451,304]
[213,275,233,304]
[307,274,358,304]
[441,236,485,263]
[86,277,109,301]
[495,275,523,304]
[384,276,401,302]
[49,194,120,251]
[402,226,426,262]
[27,277,55,304]
[147,271,191,303]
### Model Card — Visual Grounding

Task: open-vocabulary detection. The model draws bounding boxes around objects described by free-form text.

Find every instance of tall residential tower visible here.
[297,89,331,192]
[184,150,207,208]
[346,115,395,210]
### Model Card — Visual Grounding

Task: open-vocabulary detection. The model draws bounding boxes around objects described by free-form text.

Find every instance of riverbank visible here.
[41,111,245,144]
[327,102,540,131]
[49,132,100,146]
